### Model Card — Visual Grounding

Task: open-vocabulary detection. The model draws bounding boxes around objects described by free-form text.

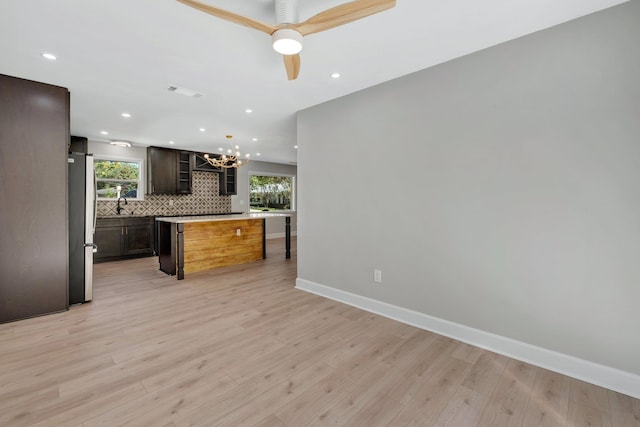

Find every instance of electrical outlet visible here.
[169,199,174,206]
[374,269,382,283]
[236,228,241,236]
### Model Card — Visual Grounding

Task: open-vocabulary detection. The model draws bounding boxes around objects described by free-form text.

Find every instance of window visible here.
[249,174,294,212]
[94,157,143,200]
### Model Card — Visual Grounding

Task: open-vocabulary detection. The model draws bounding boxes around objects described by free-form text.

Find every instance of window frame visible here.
[94,155,145,201]
[249,172,296,212]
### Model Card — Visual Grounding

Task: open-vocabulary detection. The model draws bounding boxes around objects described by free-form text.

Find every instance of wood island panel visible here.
[182,219,265,274]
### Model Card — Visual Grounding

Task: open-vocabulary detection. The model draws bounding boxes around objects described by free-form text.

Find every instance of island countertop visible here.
[156,213,292,279]
[155,212,290,224]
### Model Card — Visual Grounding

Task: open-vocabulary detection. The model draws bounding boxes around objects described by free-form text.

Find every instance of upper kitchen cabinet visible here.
[147,147,193,195]
[192,152,237,195]
[69,135,88,153]
[177,151,192,194]
[219,167,237,195]
[193,152,221,172]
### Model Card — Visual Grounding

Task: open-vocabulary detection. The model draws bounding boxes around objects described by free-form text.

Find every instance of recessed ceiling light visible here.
[121,112,131,118]
[256,153,261,156]
[218,148,224,152]
[199,128,206,132]
[100,131,109,135]
[252,138,258,142]
[331,72,341,79]
[169,141,175,145]
[245,109,253,113]
[42,53,57,60]
[294,145,298,149]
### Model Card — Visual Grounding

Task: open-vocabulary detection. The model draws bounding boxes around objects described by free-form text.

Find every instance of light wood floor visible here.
[1,237,638,427]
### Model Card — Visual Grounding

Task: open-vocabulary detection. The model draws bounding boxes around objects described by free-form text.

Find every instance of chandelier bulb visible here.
[202,134,250,169]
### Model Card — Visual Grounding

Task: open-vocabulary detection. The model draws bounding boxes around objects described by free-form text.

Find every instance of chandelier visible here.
[203,135,250,169]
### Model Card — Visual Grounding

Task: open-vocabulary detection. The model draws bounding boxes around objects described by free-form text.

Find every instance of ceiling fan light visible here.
[272,29,303,55]
[109,140,131,148]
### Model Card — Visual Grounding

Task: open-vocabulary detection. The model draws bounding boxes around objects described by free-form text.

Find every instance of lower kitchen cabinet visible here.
[94,216,154,262]
[94,219,123,259]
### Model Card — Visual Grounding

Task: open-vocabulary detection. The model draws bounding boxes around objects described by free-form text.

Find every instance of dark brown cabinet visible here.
[177,151,192,193]
[192,152,237,195]
[148,147,236,196]
[94,217,154,262]
[219,167,237,195]
[94,218,123,259]
[1,74,69,323]
[193,152,221,172]
[69,135,88,153]
[147,147,192,195]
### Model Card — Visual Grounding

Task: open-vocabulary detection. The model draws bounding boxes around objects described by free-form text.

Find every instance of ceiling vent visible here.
[167,85,204,98]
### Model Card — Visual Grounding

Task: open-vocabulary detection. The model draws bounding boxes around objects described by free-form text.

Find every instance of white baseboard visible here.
[295,278,640,399]
[266,231,297,240]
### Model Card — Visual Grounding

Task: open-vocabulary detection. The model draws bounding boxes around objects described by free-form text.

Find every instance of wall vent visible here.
[167,85,204,98]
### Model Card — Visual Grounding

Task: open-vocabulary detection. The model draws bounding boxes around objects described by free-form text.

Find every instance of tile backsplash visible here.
[97,171,232,217]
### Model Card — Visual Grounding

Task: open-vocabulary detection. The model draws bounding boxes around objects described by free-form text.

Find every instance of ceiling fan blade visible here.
[176,0,278,35]
[293,0,395,36]
[283,54,301,80]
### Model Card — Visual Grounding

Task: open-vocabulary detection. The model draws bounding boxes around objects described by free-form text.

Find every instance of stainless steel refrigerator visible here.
[68,152,96,304]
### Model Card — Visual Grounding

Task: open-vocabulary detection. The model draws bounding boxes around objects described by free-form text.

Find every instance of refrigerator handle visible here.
[93,166,97,234]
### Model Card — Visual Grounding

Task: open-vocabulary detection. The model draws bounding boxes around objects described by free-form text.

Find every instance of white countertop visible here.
[155,213,290,223]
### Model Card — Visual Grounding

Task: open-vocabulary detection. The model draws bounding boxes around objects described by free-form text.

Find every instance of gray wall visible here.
[298,1,640,374]
[232,160,297,236]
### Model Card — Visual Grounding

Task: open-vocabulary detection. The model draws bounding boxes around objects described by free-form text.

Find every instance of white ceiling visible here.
[0,0,628,164]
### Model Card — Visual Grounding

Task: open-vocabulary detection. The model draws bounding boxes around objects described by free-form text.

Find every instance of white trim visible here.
[266,231,297,239]
[248,170,296,178]
[295,278,640,399]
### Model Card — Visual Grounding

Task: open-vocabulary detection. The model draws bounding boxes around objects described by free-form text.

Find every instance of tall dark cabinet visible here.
[0,74,70,323]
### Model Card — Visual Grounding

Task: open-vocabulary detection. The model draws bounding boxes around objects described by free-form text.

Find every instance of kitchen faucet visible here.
[116,196,127,215]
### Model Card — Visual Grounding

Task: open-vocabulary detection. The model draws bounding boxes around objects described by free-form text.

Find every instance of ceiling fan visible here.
[176,0,396,80]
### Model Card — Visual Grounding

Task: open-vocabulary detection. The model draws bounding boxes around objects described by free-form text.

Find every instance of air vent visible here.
[167,85,204,98]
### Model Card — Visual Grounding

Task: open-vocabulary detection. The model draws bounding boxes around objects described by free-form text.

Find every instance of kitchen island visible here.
[156,213,291,280]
